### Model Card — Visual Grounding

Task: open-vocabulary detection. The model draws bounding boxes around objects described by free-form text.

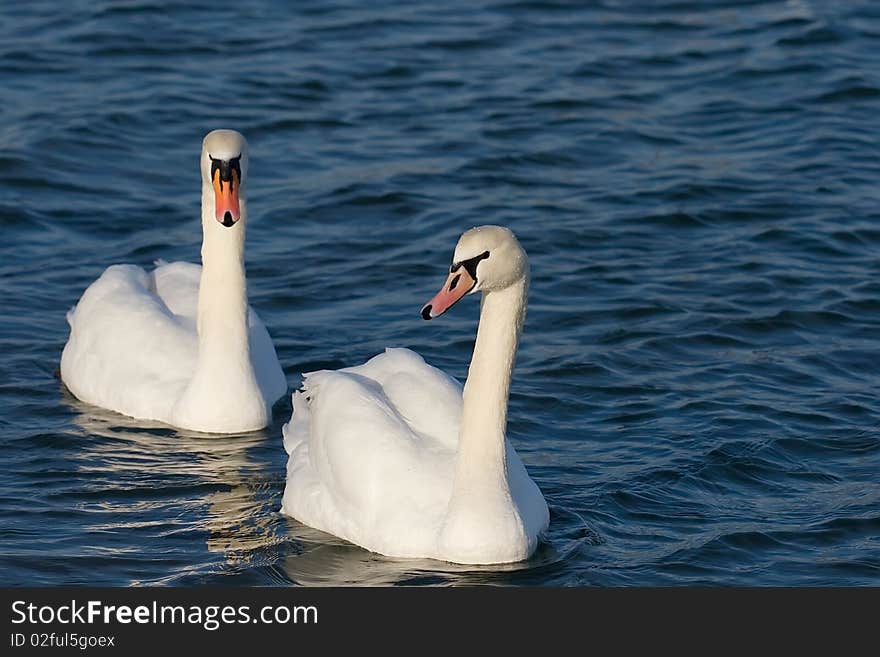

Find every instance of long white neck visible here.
[438,274,529,562]
[171,187,266,432]
[455,276,527,491]
[197,187,249,365]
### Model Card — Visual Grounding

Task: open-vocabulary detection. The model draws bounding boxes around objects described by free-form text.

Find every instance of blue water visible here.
[2,0,879,586]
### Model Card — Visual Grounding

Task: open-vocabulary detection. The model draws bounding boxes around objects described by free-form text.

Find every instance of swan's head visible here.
[201,129,248,228]
[421,225,528,320]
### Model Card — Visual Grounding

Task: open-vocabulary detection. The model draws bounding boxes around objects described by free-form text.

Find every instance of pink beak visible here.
[213,167,241,227]
[421,267,476,320]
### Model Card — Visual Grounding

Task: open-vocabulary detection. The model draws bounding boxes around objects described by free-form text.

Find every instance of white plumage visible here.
[282,227,549,564]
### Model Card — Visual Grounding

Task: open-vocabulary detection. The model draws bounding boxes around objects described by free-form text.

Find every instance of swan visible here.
[281,226,549,564]
[60,129,286,433]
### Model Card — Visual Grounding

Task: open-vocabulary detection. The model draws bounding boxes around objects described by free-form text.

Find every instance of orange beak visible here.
[421,267,476,320]
[213,167,240,227]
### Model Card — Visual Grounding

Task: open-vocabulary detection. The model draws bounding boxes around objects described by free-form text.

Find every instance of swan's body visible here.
[61,130,286,433]
[282,226,549,564]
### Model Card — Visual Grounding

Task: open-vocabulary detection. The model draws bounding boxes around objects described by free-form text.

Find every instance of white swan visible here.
[60,130,286,433]
[281,226,549,564]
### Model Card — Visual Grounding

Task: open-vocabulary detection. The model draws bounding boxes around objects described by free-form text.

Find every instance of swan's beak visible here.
[421,268,476,320]
[212,166,241,228]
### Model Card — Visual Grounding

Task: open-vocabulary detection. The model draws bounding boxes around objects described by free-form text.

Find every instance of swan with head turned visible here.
[281,226,549,564]
[60,129,287,433]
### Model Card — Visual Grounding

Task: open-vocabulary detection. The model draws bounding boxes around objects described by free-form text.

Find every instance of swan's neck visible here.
[438,276,529,561]
[455,276,527,491]
[172,193,266,432]
[196,201,250,364]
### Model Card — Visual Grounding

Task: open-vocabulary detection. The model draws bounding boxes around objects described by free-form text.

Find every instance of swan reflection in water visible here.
[64,390,284,585]
[64,390,591,586]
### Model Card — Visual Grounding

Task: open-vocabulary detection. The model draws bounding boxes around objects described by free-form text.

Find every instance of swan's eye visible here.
[209,154,242,191]
[451,250,490,279]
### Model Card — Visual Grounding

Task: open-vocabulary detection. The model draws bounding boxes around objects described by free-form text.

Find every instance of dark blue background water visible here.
[2,0,879,585]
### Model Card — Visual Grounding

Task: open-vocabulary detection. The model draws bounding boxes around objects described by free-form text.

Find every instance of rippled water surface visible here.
[2,1,880,586]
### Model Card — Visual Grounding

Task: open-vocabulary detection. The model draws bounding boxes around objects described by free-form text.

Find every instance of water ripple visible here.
[1,0,879,585]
